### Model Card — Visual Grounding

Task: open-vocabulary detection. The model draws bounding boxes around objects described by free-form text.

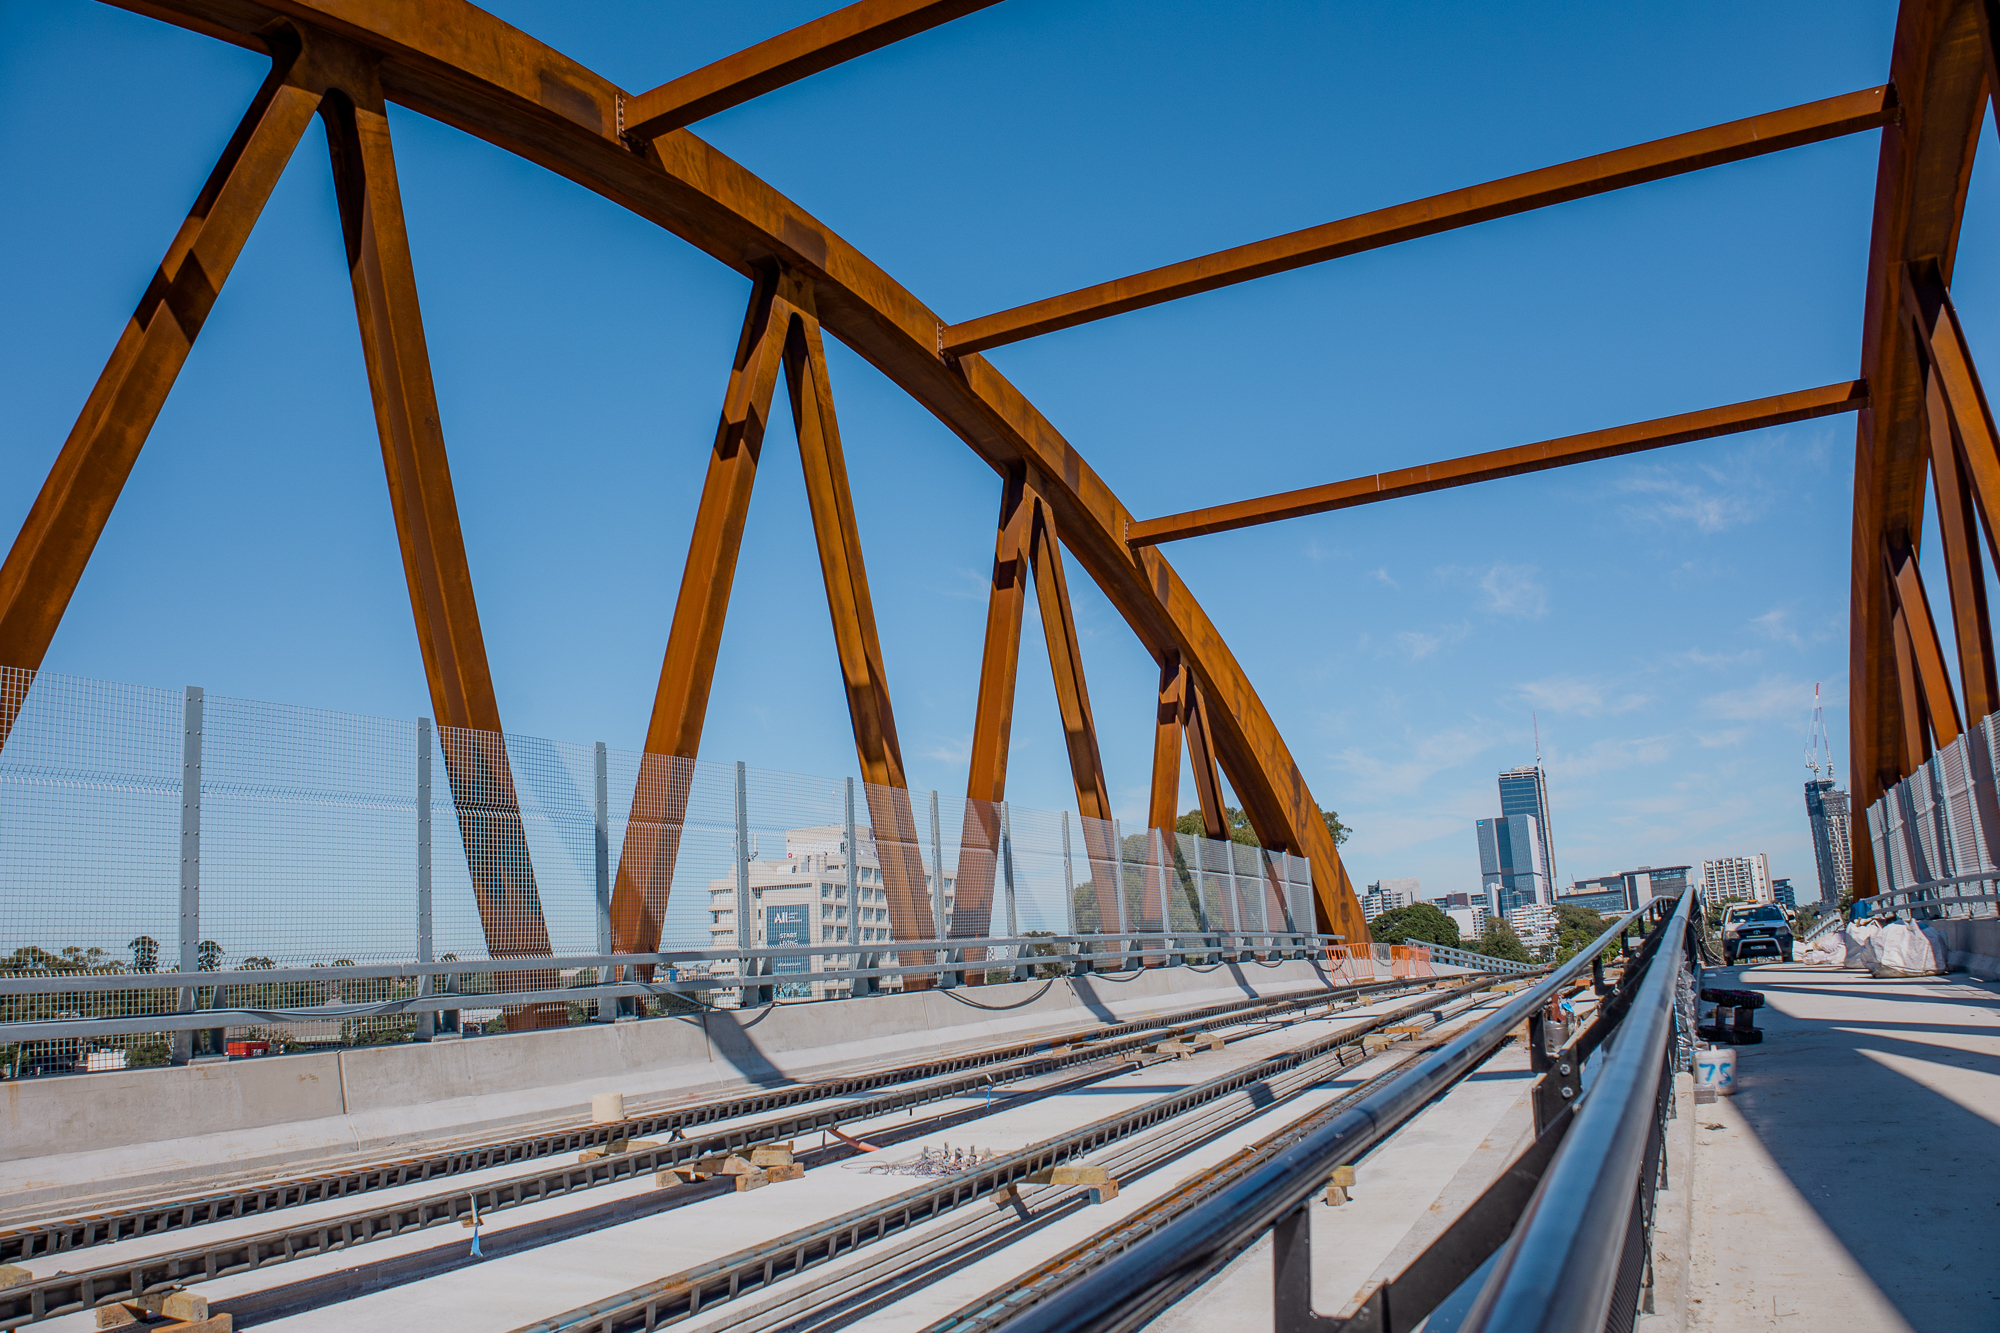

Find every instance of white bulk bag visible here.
[1802,933,1846,966]
[1869,921,1945,977]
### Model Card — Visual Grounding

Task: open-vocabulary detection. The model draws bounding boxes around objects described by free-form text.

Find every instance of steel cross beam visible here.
[1128,383,1869,546]
[956,469,1119,944]
[0,46,323,728]
[1850,0,1992,897]
[941,86,1895,357]
[621,0,1006,141]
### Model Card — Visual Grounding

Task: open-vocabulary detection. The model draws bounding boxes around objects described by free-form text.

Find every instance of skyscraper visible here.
[1702,854,1772,904]
[1476,814,1548,912]
[1804,779,1852,907]
[1498,766,1558,893]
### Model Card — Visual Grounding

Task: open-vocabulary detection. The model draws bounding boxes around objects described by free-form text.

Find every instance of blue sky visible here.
[7,0,1990,909]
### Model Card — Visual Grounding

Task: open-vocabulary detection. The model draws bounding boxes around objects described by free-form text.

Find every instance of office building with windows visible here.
[1498,765,1558,893]
[1557,865,1692,916]
[1804,779,1851,907]
[1772,877,1797,909]
[708,824,955,1003]
[1363,877,1421,918]
[1701,854,1772,904]
[1476,814,1548,913]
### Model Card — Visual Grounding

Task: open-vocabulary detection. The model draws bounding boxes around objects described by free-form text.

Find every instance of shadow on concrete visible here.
[935,979,1059,1012]
[699,1005,793,1087]
[1713,964,2000,1330]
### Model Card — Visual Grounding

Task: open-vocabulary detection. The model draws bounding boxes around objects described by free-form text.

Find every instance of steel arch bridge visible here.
[1,0,1991,970]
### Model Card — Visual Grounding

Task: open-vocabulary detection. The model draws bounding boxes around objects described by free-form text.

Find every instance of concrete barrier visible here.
[0,956,1459,1211]
[1933,916,2000,979]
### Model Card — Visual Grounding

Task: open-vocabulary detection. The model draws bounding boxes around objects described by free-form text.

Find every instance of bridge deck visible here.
[1676,958,1999,1332]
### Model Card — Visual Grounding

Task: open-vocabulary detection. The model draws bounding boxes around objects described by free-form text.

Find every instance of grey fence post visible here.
[1223,841,1243,960]
[736,761,765,1005]
[846,777,871,995]
[1062,812,1085,975]
[176,686,207,1063]
[416,718,436,1040]
[1002,801,1024,979]
[593,741,617,1021]
[929,788,954,989]
[1112,817,1130,967]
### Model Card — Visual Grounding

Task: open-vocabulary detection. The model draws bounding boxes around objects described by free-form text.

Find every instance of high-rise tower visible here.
[1802,682,1851,906]
[1497,765,1557,894]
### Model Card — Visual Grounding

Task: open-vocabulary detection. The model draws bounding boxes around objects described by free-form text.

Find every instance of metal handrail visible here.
[0,930,1404,1045]
[985,897,1674,1333]
[1460,884,1694,1332]
[0,931,1343,995]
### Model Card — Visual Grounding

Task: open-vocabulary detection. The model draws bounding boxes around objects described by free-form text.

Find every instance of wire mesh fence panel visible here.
[741,766,850,1000]
[202,693,418,969]
[0,670,183,1074]
[1,666,1330,1072]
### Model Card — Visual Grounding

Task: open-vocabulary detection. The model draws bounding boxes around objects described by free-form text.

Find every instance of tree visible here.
[1549,904,1609,963]
[196,940,223,972]
[1174,805,1351,847]
[1369,903,1460,948]
[1472,918,1532,964]
[129,936,159,973]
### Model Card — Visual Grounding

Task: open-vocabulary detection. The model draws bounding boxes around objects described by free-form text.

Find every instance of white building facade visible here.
[1700,854,1773,905]
[707,825,956,1003]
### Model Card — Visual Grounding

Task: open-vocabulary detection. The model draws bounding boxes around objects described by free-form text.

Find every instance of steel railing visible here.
[978,893,1689,1333]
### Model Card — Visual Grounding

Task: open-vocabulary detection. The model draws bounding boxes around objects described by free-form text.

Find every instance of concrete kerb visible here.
[1,959,1450,1212]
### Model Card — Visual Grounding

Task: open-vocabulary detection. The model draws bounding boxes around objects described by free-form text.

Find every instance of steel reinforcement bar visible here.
[0,974,1485,1326]
[505,977,1507,1333]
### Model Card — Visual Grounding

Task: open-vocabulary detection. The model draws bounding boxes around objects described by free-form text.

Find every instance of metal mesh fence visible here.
[0,666,1320,1075]
[1864,708,2000,918]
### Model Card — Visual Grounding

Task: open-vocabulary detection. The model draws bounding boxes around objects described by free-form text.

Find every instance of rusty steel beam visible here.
[1905,266,2000,720]
[1148,651,1186,834]
[96,0,1373,940]
[782,279,939,963]
[322,46,556,985]
[0,48,321,729]
[1850,0,1990,899]
[1184,686,1228,844]
[952,468,1033,949]
[608,272,788,963]
[1129,382,1870,546]
[942,86,1895,357]
[621,0,1005,141]
[1887,541,1964,746]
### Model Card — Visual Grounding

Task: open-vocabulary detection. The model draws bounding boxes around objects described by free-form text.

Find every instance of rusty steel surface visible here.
[0,52,321,728]
[941,86,1896,357]
[1849,0,1991,895]
[621,0,1005,140]
[1128,383,1870,547]
[22,0,2000,937]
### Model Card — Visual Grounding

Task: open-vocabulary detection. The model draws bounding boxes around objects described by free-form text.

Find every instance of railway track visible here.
[0,972,1489,1328]
[0,972,1429,1269]
[503,977,1508,1333]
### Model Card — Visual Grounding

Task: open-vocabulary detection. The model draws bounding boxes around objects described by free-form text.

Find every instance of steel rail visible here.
[0,977,1415,1265]
[1458,888,1695,1333]
[919,984,1555,1333]
[505,978,1505,1333]
[977,897,1673,1333]
[0,977,1465,1322]
[720,991,1518,1333]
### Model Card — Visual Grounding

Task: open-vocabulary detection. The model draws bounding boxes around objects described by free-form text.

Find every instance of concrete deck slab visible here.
[29,985,1473,1333]
[1146,1042,1536,1332]
[1684,960,2000,1333]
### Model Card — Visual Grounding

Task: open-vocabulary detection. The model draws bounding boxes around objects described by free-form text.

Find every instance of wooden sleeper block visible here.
[1024,1164,1112,1186]
[733,1167,771,1192]
[748,1143,795,1167]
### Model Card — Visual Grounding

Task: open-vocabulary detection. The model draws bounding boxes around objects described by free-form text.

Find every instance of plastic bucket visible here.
[1694,1045,1737,1097]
